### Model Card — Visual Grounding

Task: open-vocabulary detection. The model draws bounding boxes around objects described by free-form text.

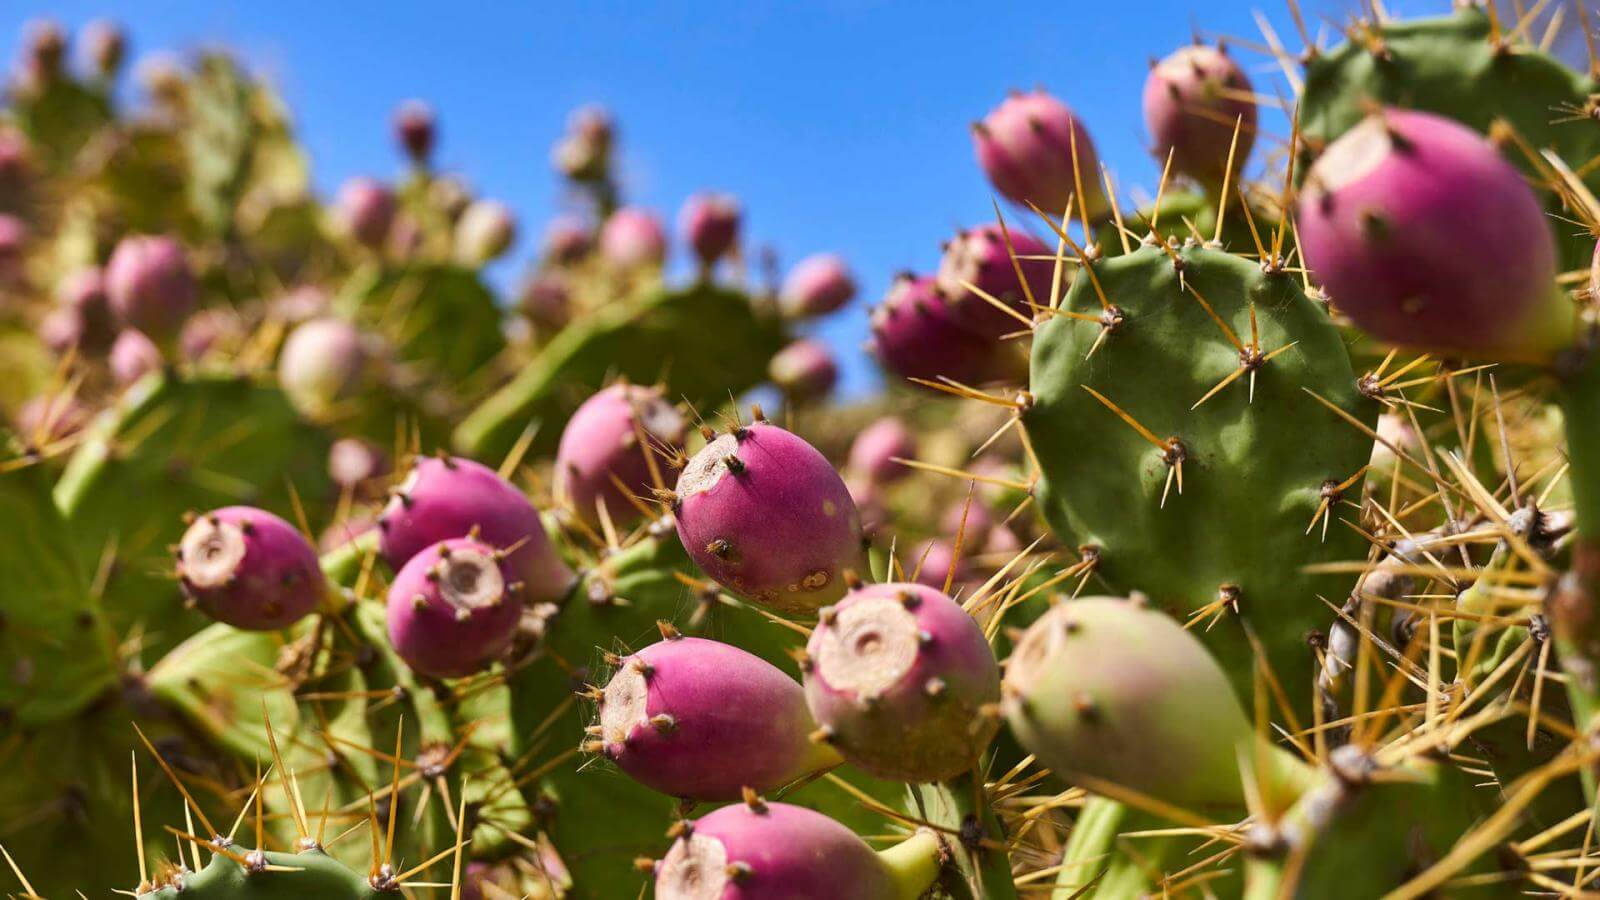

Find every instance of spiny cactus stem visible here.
[1552,351,1600,801]
[1558,353,1600,542]
[941,771,1018,899]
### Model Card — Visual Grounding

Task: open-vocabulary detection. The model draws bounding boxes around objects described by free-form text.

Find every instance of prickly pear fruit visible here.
[973,89,1108,222]
[327,437,389,497]
[779,253,857,318]
[176,506,326,630]
[803,583,999,782]
[768,338,838,402]
[910,538,971,591]
[673,420,863,613]
[14,393,87,444]
[1142,44,1255,191]
[936,223,1051,338]
[1298,108,1569,360]
[385,536,523,678]
[393,98,435,164]
[109,328,162,385]
[542,214,592,263]
[517,270,571,330]
[600,206,667,270]
[594,633,840,800]
[277,317,365,417]
[1002,598,1310,813]
[678,192,741,267]
[554,383,686,527]
[847,417,915,485]
[105,235,196,338]
[454,198,516,264]
[82,19,125,77]
[335,176,395,248]
[869,274,1004,386]
[654,798,941,900]
[54,266,115,353]
[551,103,614,180]
[379,455,574,602]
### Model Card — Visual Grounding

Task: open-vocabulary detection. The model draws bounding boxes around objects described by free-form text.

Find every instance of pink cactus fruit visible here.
[599,207,667,270]
[277,318,366,417]
[1297,108,1568,359]
[454,199,517,264]
[327,437,390,499]
[847,417,916,485]
[779,253,856,318]
[21,20,66,84]
[973,89,1109,222]
[803,582,1000,781]
[109,329,163,385]
[542,215,593,264]
[846,476,889,538]
[551,104,614,180]
[104,235,197,338]
[176,506,327,630]
[378,455,575,603]
[673,420,864,613]
[179,308,241,363]
[393,99,435,164]
[1142,44,1256,190]
[517,270,571,331]
[910,538,971,590]
[594,633,840,800]
[385,537,524,678]
[935,223,1052,339]
[47,267,116,354]
[554,383,686,527]
[82,19,126,77]
[768,338,838,402]
[335,176,397,248]
[868,274,1000,387]
[677,192,741,267]
[14,393,88,445]
[318,510,378,554]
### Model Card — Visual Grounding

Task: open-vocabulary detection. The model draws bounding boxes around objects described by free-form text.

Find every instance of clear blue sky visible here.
[4,1,1362,396]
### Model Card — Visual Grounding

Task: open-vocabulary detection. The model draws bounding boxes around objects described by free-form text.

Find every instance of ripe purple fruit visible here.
[105,235,196,338]
[768,338,838,402]
[803,583,1000,782]
[542,215,592,263]
[674,420,864,613]
[393,99,435,164]
[779,253,856,318]
[379,455,574,603]
[910,539,969,590]
[847,417,915,485]
[176,506,326,630]
[1297,108,1569,360]
[109,329,162,385]
[599,207,667,270]
[551,104,614,180]
[277,318,366,417]
[52,267,115,354]
[936,223,1052,339]
[385,537,523,678]
[554,383,686,527]
[677,192,741,268]
[973,89,1109,222]
[327,437,390,498]
[868,274,1000,386]
[595,634,840,800]
[1142,44,1256,191]
[454,198,516,264]
[335,176,396,248]
[517,271,571,331]
[655,799,939,900]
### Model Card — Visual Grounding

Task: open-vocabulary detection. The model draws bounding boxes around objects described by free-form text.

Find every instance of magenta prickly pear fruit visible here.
[1298,108,1569,360]
[847,476,889,537]
[21,19,65,84]
[674,419,864,613]
[847,417,915,485]
[105,235,196,338]
[1143,44,1256,191]
[595,633,840,800]
[14,393,88,444]
[655,797,940,900]
[55,267,116,353]
[600,207,667,270]
[554,383,687,527]
[335,176,396,248]
[868,274,1000,386]
[81,19,125,77]
[272,284,329,323]
[542,214,592,263]
[803,583,1000,782]
[385,536,523,678]
[935,223,1052,339]
[277,317,366,418]
[1002,597,1311,812]
[109,329,162,385]
[551,104,615,180]
[379,455,575,603]
[677,192,741,268]
[328,437,390,497]
[454,198,516,264]
[779,253,856,318]
[39,308,82,358]
[393,99,435,164]
[176,506,327,630]
[517,270,571,331]
[973,89,1109,222]
[910,539,969,590]
[768,338,838,402]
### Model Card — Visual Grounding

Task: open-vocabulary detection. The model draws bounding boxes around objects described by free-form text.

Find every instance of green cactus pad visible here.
[1095,190,1274,259]
[1299,7,1600,271]
[337,262,506,383]
[139,847,383,899]
[53,372,333,660]
[454,283,786,461]
[1024,243,1376,698]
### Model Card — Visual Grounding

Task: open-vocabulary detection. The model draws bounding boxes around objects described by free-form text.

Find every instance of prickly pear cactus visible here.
[1025,243,1376,695]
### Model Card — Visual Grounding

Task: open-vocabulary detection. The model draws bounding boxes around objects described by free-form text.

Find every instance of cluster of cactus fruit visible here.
[5,3,1600,898]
